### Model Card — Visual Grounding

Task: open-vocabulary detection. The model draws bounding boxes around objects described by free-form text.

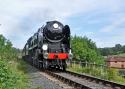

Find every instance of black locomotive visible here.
[22,21,73,70]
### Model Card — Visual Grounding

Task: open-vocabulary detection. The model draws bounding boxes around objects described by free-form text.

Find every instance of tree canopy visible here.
[71,35,103,64]
[0,34,27,89]
[0,34,18,61]
[99,44,125,56]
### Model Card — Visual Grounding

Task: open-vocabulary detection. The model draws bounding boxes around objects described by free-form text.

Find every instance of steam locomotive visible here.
[22,21,73,70]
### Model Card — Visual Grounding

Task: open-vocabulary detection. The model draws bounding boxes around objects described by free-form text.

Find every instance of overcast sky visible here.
[0,0,125,49]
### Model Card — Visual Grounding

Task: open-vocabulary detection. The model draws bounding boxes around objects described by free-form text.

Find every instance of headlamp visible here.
[42,44,48,50]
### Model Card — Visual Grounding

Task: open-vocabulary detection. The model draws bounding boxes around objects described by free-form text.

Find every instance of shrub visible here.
[0,34,28,89]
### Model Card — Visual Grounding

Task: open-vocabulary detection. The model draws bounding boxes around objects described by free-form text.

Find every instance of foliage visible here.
[0,34,28,89]
[71,35,103,64]
[99,44,125,56]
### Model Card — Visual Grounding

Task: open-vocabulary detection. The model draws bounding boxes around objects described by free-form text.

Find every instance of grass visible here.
[67,64,125,84]
[107,53,125,57]
[0,58,29,89]
[9,59,28,88]
[117,53,125,57]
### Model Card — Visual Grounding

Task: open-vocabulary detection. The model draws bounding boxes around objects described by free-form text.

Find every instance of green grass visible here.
[67,64,125,84]
[108,53,125,57]
[0,59,28,89]
[0,35,29,89]
[117,53,125,57]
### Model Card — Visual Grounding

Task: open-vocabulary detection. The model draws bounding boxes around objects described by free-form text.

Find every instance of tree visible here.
[114,44,122,54]
[0,34,17,61]
[71,36,103,64]
[122,45,125,53]
[99,44,125,56]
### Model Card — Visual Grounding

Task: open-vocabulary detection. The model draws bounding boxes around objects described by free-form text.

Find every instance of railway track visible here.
[44,70,125,89]
[24,60,125,89]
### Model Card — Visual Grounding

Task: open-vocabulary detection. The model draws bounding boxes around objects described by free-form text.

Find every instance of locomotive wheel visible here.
[62,65,66,71]
[45,60,48,69]
[43,59,46,69]
[37,59,39,68]
[43,60,48,69]
[39,62,43,69]
[43,60,45,69]
[33,58,35,66]
[34,49,40,68]
[38,59,43,69]
[39,57,44,69]
[62,60,66,71]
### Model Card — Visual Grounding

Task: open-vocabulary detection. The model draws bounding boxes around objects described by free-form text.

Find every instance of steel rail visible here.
[44,70,92,89]
[44,70,125,89]
[66,71,125,89]
[23,59,125,89]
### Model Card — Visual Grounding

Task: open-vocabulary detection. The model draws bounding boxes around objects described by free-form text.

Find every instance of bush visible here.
[71,36,104,64]
[0,34,28,89]
[0,59,28,89]
[0,60,18,89]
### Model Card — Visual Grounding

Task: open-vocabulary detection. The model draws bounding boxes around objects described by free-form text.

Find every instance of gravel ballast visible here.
[26,64,65,89]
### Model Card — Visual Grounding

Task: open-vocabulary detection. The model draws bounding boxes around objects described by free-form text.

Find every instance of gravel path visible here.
[26,64,65,89]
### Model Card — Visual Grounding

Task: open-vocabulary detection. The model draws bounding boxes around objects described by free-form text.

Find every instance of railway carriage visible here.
[22,21,73,70]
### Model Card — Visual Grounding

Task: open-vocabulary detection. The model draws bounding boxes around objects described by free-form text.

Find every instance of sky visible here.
[0,0,125,49]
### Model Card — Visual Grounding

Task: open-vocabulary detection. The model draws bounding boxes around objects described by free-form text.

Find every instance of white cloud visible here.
[101,16,125,32]
[0,0,125,48]
[94,29,125,48]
